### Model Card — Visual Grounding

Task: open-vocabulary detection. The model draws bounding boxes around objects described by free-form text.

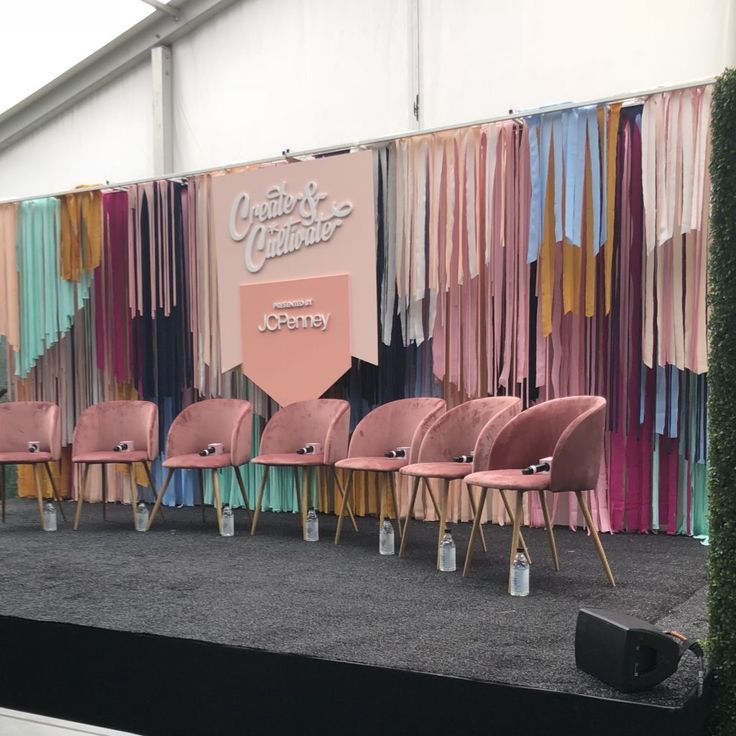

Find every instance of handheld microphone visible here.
[113,440,135,452]
[27,441,40,453]
[297,443,321,455]
[452,453,473,463]
[199,442,224,457]
[522,461,550,475]
[384,449,406,458]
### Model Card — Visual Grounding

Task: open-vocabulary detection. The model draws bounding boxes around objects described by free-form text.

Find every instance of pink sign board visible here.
[239,274,351,406]
[212,150,377,375]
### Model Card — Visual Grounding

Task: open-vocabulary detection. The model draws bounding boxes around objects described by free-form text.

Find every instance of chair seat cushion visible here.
[73,450,149,464]
[463,468,550,491]
[0,451,53,464]
[335,456,406,472]
[163,452,233,469]
[251,453,325,466]
[400,461,469,480]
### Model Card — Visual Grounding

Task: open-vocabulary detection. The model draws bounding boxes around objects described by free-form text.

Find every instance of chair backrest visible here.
[0,401,60,459]
[259,399,349,464]
[471,398,522,472]
[418,397,520,465]
[73,400,159,460]
[488,396,607,492]
[347,398,446,463]
[166,399,252,466]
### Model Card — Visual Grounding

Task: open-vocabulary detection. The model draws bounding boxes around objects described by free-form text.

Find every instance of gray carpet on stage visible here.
[0,498,707,706]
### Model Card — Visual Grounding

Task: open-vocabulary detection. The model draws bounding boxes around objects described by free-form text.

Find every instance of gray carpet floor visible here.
[0,498,707,706]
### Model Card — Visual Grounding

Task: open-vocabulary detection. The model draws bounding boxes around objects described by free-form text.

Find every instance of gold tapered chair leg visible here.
[250,465,270,535]
[128,465,138,527]
[508,490,525,594]
[334,470,354,544]
[463,486,488,577]
[389,472,402,540]
[466,484,487,552]
[44,462,67,523]
[211,469,223,533]
[421,477,441,518]
[147,469,174,530]
[0,465,5,523]
[332,467,358,533]
[399,476,421,557]
[141,462,164,521]
[379,472,390,527]
[33,464,44,526]
[300,466,310,535]
[499,489,532,564]
[101,466,108,521]
[576,490,616,587]
[74,464,90,531]
[233,465,252,523]
[538,489,560,571]
[196,468,206,523]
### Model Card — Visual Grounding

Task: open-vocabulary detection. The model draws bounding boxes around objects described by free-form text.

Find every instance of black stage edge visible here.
[0,614,711,736]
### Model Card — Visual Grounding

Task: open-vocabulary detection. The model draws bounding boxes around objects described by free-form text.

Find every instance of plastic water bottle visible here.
[439,527,456,572]
[305,507,319,542]
[135,502,149,532]
[221,505,234,537]
[379,520,395,555]
[510,547,530,596]
[42,501,57,532]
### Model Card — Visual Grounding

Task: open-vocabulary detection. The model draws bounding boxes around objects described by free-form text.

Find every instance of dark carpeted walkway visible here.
[0,498,707,706]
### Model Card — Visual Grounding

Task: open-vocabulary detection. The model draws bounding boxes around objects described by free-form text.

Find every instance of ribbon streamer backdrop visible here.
[0,85,711,536]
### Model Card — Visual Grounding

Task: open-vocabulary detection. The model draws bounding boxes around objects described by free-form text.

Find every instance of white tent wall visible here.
[0,0,735,201]
[171,0,414,172]
[419,0,736,129]
[0,62,153,201]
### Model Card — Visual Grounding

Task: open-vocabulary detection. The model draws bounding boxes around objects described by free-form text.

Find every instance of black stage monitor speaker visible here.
[575,608,683,692]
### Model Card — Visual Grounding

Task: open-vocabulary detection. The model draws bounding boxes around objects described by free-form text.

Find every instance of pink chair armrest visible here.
[550,402,606,492]
[230,404,253,466]
[471,400,521,473]
[323,403,349,464]
[48,404,61,460]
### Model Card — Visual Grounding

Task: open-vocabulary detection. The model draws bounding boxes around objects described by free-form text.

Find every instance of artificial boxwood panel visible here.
[708,67,736,736]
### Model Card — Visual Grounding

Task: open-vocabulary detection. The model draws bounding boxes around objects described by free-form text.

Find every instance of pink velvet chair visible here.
[147,399,253,534]
[250,399,350,537]
[464,396,615,588]
[72,400,158,529]
[0,401,65,526]
[399,397,521,568]
[333,397,446,544]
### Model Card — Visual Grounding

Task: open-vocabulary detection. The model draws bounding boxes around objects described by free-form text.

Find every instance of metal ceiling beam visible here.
[0,0,239,153]
[140,0,181,20]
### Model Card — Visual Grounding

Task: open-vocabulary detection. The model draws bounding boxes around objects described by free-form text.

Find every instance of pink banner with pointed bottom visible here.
[240,274,351,406]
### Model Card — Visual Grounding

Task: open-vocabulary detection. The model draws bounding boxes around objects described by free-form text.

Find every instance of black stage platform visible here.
[0,498,710,735]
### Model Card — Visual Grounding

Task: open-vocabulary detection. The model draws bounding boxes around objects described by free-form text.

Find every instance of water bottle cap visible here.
[516,546,524,553]
[308,507,315,512]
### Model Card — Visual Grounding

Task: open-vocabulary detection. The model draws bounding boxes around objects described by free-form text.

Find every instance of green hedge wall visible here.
[708,67,736,736]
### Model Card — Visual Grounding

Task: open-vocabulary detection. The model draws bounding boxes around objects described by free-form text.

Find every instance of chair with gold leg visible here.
[399,397,522,569]
[464,396,615,588]
[147,399,253,534]
[333,397,446,544]
[250,399,351,537]
[0,401,66,527]
[72,400,159,529]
